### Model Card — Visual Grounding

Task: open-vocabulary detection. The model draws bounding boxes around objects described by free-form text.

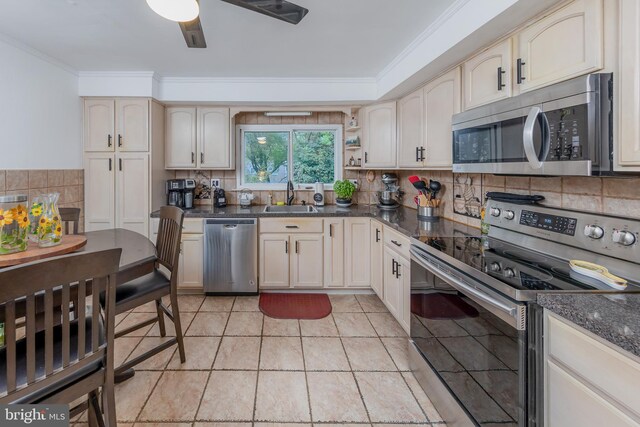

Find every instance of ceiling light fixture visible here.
[147,0,200,22]
[264,111,312,117]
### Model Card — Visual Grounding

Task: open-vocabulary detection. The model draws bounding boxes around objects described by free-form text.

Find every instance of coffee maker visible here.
[166,179,196,209]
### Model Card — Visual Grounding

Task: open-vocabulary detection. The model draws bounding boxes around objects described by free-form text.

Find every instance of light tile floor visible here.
[73,294,444,426]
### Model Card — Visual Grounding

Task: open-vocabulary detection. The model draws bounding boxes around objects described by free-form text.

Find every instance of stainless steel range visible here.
[409,201,640,427]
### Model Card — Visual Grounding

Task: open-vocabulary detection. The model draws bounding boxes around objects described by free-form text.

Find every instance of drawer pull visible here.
[391,240,402,247]
[285,225,299,229]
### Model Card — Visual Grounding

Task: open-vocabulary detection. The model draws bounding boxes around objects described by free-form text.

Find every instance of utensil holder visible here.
[417,206,439,221]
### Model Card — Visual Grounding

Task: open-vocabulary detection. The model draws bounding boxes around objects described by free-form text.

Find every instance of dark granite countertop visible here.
[538,293,640,358]
[151,205,478,240]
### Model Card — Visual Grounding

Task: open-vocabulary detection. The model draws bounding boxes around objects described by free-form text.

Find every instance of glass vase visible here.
[28,195,44,243]
[37,193,62,248]
[0,195,30,255]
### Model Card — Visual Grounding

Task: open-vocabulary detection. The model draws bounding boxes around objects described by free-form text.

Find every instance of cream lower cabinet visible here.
[84,153,116,231]
[178,233,204,291]
[382,228,411,334]
[259,234,291,289]
[344,218,371,287]
[291,234,324,288]
[324,219,345,288]
[544,310,640,426]
[515,0,603,94]
[370,221,384,299]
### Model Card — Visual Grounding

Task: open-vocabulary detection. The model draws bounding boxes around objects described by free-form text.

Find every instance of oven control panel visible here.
[486,201,640,260]
[519,210,577,236]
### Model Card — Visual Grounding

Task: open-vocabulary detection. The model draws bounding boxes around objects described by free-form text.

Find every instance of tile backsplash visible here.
[0,169,84,232]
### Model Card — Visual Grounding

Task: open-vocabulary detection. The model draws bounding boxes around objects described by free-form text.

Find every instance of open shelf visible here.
[345,145,362,151]
[345,126,361,132]
[344,166,362,170]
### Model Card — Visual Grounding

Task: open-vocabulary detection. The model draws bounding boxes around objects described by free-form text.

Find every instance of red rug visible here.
[259,293,332,320]
[411,293,479,320]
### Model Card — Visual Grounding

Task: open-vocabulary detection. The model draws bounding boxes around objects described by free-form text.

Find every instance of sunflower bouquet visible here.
[30,193,62,248]
[0,197,30,255]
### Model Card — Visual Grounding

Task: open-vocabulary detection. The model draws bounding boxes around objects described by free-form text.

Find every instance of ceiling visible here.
[0,0,456,77]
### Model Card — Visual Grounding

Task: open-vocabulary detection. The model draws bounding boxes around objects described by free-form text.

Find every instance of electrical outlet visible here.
[210,178,221,188]
[349,179,358,189]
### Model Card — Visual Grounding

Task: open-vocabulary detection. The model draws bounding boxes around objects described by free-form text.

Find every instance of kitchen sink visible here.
[262,205,318,214]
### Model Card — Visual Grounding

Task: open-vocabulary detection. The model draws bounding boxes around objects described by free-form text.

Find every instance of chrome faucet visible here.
[286,180,295,205]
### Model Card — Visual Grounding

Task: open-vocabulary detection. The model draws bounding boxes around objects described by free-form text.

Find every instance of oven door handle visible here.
[523,106,550,170]
[410,247,524,329]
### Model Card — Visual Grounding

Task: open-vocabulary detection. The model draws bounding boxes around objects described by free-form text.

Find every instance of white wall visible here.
[0,37,81,169]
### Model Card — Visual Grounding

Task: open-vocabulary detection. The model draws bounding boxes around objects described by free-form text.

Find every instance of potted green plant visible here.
[333,180,356,207]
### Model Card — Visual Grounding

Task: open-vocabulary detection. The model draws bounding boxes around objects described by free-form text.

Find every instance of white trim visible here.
[236,124,343,191]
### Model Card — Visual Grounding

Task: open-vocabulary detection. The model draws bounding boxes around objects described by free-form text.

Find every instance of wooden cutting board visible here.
[0,235,88,268]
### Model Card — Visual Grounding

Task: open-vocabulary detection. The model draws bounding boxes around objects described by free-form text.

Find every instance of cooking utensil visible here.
[429,180,442,198]
[411,179,429,196]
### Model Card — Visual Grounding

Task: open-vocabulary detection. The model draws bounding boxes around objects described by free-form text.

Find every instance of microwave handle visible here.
[523,106,550,169]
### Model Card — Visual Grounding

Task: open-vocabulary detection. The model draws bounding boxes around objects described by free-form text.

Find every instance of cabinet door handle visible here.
[108,158,112,171]
[376,228,380,242]
[415,146,420,162]
[516,58,526,84]
[391,259,397,276]
[396,262,402,279]
[329,224,333,237]
[191,152,195,164]
[119,158,122,171]
[285,225,299,229]
[285,241,288,254]
[420,147,426,162]
[108,134,112,147]
[295,241,299,254]
[497,66,506,91]
[391,240,402,247]
[200,152,204,164]
[118,134,123,147]
[364,152,368,163]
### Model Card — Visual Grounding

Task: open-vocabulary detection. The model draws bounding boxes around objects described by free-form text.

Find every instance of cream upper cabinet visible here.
[397,89,425,168]
[370,221,384,299]
[259,234,290,289]
[291,234,324,288]
[362,102,397,168]
[116,99,149,152]
[617,0,640,167]
[515,0,603,93]
[84,99,115,152]
[115,153,149,236]
[344,218,371,287]
[166,107,197,169]
[84,153,115,231]
[423,67,461,169]
[324,219,345,288]
[178,233,204,290]
[463,39,512,110]
[198,107,231,169]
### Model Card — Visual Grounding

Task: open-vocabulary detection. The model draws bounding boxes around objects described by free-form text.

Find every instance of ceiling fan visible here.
[146,0,309,49]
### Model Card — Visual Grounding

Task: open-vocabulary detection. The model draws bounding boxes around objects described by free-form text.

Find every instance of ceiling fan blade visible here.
[179,16,207,48]
[221,0,309,25]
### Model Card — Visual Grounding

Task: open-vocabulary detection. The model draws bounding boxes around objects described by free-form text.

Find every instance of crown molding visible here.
[0,32,77,76]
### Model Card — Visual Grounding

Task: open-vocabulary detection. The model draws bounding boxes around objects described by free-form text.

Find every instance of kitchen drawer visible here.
[260,218,323,234]
[383,227,411,259]
[183,218,204,234]
[546,312,640,417]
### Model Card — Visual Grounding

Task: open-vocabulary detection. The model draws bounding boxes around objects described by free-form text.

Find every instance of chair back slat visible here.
[155,206,184,274]
[77,280,86,360]
[61,284,70,367]
[44,288,54,376]
[5,300,16,393]
[59,208,80,235]
[25,295,35,384]
[0,249,121,402]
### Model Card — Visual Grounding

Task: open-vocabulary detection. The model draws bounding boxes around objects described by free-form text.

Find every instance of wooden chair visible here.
[59,207,81,235]
[110,206,186,374]
[0,248,122,427]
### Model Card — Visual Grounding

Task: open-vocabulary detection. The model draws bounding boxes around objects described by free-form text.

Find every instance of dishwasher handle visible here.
[205,218,257,226]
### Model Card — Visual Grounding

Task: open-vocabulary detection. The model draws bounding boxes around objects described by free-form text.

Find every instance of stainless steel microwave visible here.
[452,73,613,176]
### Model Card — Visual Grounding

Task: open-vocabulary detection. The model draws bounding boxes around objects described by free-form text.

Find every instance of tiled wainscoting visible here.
[0,169,84,232]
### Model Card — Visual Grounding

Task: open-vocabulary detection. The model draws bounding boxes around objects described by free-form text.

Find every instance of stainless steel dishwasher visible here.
[203,218,258,295]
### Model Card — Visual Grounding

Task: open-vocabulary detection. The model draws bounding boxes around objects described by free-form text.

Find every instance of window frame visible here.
[236,124,343,190]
